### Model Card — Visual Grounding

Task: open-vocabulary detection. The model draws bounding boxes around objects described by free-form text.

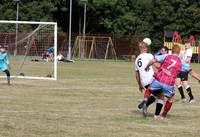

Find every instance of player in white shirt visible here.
[176,39,195,103]
[135,50,154,88]
[135,40,154,109]
[180,42,193,64]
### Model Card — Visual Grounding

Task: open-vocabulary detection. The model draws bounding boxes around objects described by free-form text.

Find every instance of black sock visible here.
[4,70,10,84]
[178,86,185,99]
[186,87,194,100]
[155,103,163,116]
[146,96,156,107]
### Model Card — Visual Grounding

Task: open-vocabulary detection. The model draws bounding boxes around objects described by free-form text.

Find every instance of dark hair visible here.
[184,38,190,43]
[162,46,169,52]
[159,46,169,54]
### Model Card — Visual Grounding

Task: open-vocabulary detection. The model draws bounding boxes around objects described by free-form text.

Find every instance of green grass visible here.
[0,60,200,137]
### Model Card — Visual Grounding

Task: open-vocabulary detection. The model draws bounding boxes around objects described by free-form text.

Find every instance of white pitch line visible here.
[0,108,132,114]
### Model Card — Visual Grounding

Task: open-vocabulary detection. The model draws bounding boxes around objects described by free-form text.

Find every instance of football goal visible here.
[0,20,57,80]
[73,36,117,60]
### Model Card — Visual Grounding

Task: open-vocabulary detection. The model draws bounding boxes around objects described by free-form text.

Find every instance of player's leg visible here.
[142,94,156,117]
[180,72,195,103]
[143,92,164,119]
[142,80,162,117]
[162,96,173,117]
[154,95,164,118]
[138,85,151,109]
[142,84,162,117]
[3,69,10,85]
[176,73,186,102]
[161,85,175,118]
[182,81,195,103]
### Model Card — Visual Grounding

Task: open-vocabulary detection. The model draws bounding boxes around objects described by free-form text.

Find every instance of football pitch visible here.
[0,60,200,137]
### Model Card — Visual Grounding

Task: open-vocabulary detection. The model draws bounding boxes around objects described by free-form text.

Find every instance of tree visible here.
[1,0,200,51]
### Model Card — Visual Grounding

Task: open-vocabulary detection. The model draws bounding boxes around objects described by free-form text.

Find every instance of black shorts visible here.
[144,85,150,89]
[177,71,188,81]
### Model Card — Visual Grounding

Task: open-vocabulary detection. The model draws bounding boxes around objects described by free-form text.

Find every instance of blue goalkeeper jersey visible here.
[0,51,9,71]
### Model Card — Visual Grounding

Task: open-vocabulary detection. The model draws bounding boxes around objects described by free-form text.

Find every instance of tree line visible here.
[0,0,200,51]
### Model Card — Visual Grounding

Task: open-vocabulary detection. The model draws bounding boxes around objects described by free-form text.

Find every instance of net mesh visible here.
[0,21,57,80]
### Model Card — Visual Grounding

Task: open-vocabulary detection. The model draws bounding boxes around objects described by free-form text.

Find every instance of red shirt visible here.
[154,55,182,86]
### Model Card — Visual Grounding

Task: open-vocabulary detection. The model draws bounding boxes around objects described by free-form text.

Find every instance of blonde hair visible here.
[138,41,148,48]
[172,44,181,54]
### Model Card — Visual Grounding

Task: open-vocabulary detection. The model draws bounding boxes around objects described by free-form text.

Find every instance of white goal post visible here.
[0,20,57,80]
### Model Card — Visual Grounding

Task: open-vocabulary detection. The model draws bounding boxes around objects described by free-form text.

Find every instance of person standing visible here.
[135,40,154,109]
[0,47,11,85]
[143,44,182,119]
[176,39,195,103]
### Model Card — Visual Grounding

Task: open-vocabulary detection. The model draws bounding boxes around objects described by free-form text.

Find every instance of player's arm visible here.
[145,58,157,71]
[182,61,200,83]
[145,54,167,71]
[5,53,11,70]
[152,62,161,69]
[185,56,192,64]
[188,70,200,83]
[135,71,144,92]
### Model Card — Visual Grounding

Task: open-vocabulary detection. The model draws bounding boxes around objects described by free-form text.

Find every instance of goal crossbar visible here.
[0,20,57,25]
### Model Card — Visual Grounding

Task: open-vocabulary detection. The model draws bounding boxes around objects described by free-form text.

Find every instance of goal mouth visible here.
[0,20,57,80]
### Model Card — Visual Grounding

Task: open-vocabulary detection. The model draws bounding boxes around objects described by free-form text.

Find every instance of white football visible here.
[143,38,151,46]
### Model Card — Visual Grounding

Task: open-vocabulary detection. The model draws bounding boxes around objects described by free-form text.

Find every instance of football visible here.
[143,38,151,46]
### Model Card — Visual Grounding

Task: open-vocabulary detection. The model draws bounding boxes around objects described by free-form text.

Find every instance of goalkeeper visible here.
[0,47,11,85]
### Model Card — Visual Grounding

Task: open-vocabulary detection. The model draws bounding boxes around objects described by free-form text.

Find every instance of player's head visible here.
[138,41,148,53]
[184,38,191,49]
[172,44,181,55]
[0,47,5,52]
[160,46,169,55]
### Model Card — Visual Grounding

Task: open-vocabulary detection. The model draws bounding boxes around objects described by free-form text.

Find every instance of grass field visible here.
[0,60,200,137]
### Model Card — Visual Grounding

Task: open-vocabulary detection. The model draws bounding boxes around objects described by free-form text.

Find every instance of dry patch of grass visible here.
[0,61,199,137]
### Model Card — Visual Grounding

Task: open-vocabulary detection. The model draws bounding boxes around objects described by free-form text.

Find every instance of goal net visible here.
[0,20,57,80]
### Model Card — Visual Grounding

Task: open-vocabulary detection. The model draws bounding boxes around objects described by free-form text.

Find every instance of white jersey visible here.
[180,48,192,64]
[135,53,154,87]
